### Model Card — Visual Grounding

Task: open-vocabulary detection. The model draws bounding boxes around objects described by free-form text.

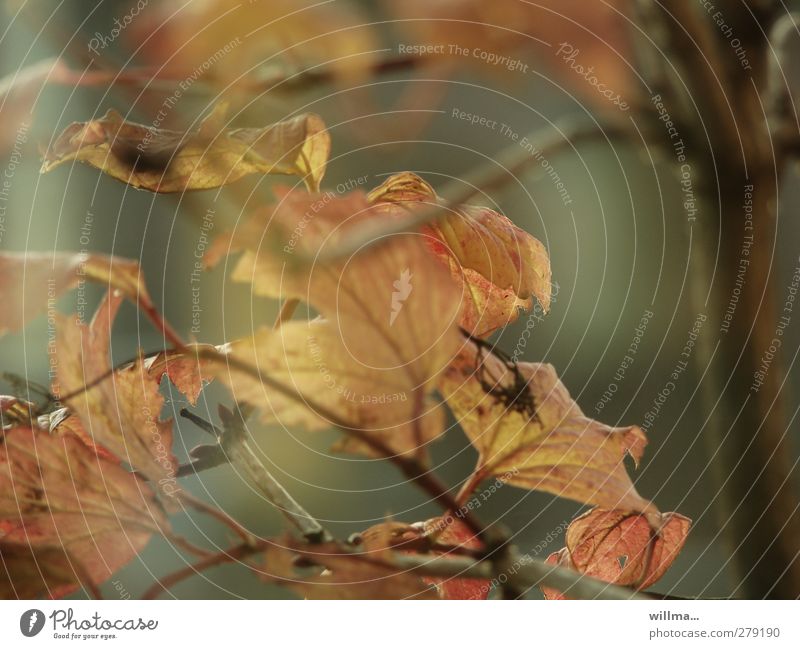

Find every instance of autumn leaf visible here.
[54,291,177,489]
[541,508,690,599]
[0,426,169,592]
[212,225,462,459]
[416,517,489,600]
[143,345,219,406]
[39,407,119,463]
[356,517,488,599]
[368,172,551,336]
[42,104,330,193]
[262,538,436,600]
[439,339,654,514]
[0,396,37,427]
[0,541,80,599]
[125,0,377,85]
[210,173,549,337]
[0,251,155,338]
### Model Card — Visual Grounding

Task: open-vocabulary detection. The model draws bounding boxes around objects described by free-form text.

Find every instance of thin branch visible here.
[143,539,646,601]
[273,298,300,328]
[142,541,264,600]
[193,347,491,543]
[390,551,646,600]
[178,491,256,545]
[222,406,331,543]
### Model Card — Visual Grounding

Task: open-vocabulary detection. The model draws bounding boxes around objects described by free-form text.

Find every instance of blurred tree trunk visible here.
[651,0,800,597]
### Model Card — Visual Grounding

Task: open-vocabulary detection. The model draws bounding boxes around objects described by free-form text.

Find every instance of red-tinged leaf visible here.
[54,291,177,489]
[262,539,437,600]
[566,508,690,588]
[439,338,654,514]
[0,426,169,592]
[0,541,80,599]
[541,508,690,599]
[42,104,330,192]
[420,517,489,600]
[357,518,489,600]
[368,172,551,336]
[541,548,571,600]
[38,407,119,463]
[143,345,218,406]
[209,229,462,461]
[0,252,153,337]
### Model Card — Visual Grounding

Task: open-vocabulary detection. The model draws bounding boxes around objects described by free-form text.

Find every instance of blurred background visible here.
[2,0,800,599]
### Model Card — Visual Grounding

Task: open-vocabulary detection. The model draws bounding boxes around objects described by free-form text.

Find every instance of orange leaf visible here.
[368,172,551,336]
[542,508,690,599]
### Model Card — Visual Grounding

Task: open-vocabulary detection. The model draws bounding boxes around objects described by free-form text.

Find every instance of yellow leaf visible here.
[42,105,330,192]
[439,339,654,513]
[211,229,462,459]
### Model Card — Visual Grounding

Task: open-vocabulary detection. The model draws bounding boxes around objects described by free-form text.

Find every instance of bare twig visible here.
[390,551,647,600]
[177,491,256,546]
[273,298,300,328]
[179,406,331,544]
[143,541,265,600]
[143,539,645,601]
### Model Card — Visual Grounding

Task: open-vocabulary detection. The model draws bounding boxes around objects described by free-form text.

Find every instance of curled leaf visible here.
[368,172,552,336]
[42,105,330,192]
[439,339,653,514]
[542,508,690,599]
